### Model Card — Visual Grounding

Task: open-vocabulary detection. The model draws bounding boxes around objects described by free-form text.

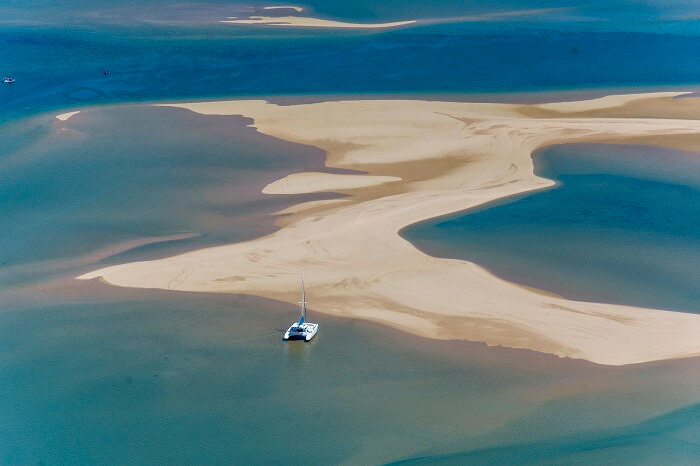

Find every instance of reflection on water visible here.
[283,337,318,362]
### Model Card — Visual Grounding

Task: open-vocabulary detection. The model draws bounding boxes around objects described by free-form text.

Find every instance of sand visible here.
[56,111,80,121]
[222,16,416,29]
[263,6,304,13]
[533,92,688,113]
[263,172,400,195]
[79,93,700,366]
[227,7,564,29]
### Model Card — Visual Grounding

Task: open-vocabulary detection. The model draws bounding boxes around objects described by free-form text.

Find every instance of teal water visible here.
[403,144,700,313]
[2,284,698,464]
[1,1,700,464]
[0,105,336,287]
[391,403,700,465]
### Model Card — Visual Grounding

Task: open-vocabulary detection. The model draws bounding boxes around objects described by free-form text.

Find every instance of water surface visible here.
[403,144,700,313]
[1,1,699,463]
[0,105,334,287]
[1,282,698,464]
[2,1,700,120]
[1,108,697,464]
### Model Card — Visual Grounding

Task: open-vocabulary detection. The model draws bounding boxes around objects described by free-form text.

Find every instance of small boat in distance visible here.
[283,271,318,342]
[3,77,15,84]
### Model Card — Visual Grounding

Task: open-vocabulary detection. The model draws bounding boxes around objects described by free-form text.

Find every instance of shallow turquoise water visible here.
[1,285,698,464]
[391,403,700,465]
[0,105,334,287]
[404,144,700,313]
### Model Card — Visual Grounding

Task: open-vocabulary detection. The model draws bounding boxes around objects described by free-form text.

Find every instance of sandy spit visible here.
[80,93,700,366]
[263,6,304,13]
[222,15,416,29]
[56,111,80,121]
[263,172,400,195]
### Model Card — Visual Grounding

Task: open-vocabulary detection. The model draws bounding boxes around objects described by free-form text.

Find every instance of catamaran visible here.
[283,271,318,342]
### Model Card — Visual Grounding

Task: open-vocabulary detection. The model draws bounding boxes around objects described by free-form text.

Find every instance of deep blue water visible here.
[2,1,700,120]
[403,144,700,313]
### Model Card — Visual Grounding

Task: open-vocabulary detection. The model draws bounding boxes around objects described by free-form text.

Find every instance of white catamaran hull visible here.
[283,323,318,342]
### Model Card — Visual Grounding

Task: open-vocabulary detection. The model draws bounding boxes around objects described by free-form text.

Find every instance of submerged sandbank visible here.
[79,93,700,366]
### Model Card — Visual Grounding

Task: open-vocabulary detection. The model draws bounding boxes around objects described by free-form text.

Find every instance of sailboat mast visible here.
[301,270,307,321]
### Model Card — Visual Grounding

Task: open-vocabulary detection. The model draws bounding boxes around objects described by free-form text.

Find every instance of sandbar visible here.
[533,92,689,113]
[263,172,400,195]
[81,93,700,366]
[56,111,80,121]
[222,16,416,29]
[263,6,304,13]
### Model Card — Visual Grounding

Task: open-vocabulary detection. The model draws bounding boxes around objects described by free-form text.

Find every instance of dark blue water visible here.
[403,144,700,313]
[2,1,700,120]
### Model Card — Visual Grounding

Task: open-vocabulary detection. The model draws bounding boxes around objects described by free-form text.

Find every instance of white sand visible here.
[273,198,351,216]
[534,92,691,113]
[263,172,400,194]
[263,6,304,13]
[56,111,80,121]
[82,93,700,366]
[222,16,416,29]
